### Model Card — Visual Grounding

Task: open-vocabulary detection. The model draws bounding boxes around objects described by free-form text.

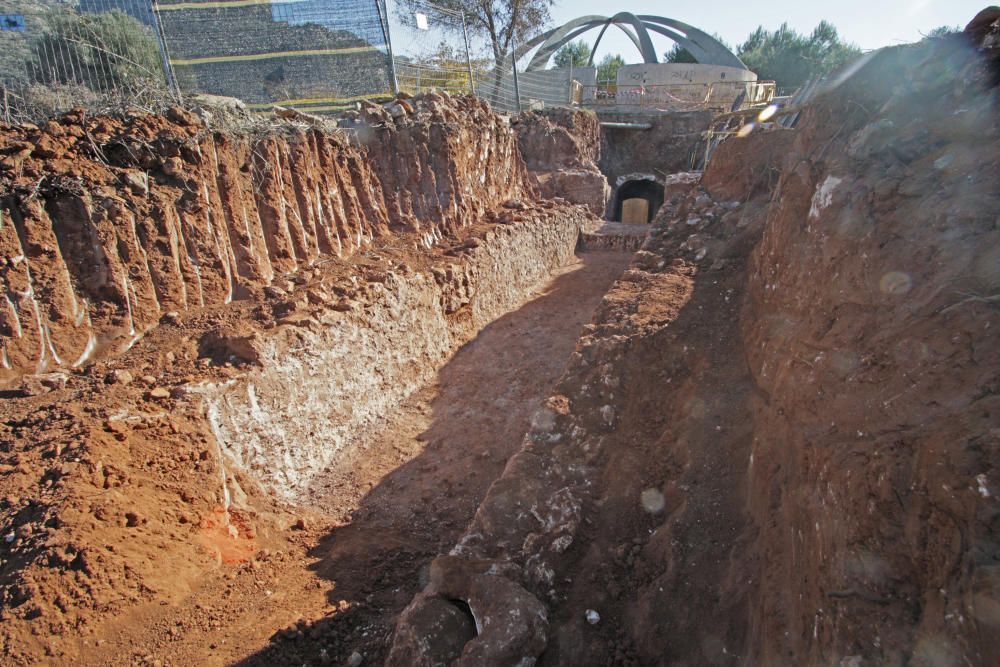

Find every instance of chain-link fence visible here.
[389,0,478,98]
[388,0,541,114]
[0,0,540,122]
[1,0,172,122]
[0,0,395,122]
[581,81,777,113]
[156,0,393,114]
[482,65,583,112]
[1,1,769,123]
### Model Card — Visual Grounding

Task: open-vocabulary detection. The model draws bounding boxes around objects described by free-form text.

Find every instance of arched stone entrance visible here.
[610,174,665,223]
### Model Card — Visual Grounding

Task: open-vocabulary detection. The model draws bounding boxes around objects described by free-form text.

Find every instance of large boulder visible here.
[535,169,610,216]
[387,556,549,666]
[515,109,610,215]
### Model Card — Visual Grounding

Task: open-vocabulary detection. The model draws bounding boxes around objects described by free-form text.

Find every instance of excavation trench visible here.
[4,25,1000,667]
[89,243,637,667]
[245,249,633,665]
[197,220,625,504]
[0,94,649,665]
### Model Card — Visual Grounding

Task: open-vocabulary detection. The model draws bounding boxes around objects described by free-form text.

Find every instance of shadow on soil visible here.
[235,250,634,666]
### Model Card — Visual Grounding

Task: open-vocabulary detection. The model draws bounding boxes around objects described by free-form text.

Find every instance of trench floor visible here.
[95,250,633,667]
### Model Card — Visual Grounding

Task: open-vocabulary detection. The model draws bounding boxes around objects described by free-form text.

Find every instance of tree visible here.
[396,41,491,95]
[664,44,698,64]
[736,21,861,93]
[664,33,729,64]
[926,25,961,38]
[597,54,624,85]
[554,40,591,68]
[30,10,163,92]
[395,0,554,68]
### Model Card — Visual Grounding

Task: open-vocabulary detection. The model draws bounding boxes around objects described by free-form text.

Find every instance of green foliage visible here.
[31,9,163,92]
[554,40,591,68]
[736,20,861,93]
[664,33,729,64]
[395,0,554,65]
[397,41,491,95]
[664,44,698,64]
[597,53,624,85]
[926,25,961,38]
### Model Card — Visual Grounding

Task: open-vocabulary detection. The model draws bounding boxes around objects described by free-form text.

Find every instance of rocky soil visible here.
[0,93,530,380]
[0,93,616,664]
[1,10,998,667]
[389,17,1000,667]
[515,108,610,216]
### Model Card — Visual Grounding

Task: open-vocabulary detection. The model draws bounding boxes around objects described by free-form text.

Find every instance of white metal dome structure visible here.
[516,12,747,72]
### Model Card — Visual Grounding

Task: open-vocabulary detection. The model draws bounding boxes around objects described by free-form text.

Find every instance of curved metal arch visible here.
[522,15,653,71]
[522,22,643,71]
[638,15,747,69]
[584,13,658,68]
[516,15,611,65]
[518,14,747,72]
[640,23,714,65]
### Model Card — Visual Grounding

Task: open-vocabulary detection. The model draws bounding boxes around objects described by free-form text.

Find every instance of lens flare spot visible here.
[687,397,707,419]
[758,104,779,122]
[737,122,755,138]
[971,593,1000,626]
[974,244,1000,287]
[880,271,912,295]
[641,488,665,514]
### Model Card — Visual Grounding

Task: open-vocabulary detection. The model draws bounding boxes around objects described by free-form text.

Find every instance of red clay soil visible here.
[514,108,611,216]
[1,89,618,665]
[0,247,630,666]
[0,94,531,381]
[385,24,1000,667]
[3,12,1000,667]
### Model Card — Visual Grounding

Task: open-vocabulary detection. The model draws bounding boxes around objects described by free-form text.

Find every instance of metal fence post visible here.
[510,39,521,113]
[151,2,181,99]
[568,61,573,104]
[461,12,475,95]
[377,0,399,95]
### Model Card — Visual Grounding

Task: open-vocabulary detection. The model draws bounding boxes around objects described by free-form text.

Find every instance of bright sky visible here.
[549,0,983,63]
[387,0,983,63]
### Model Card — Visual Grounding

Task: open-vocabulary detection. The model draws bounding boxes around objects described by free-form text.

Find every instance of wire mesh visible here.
[581,81,776,113]
[1,0,172,122]
[0,0,396,121]
[387,1,560,114]
[389,0,479,98]
[155,0,394,113]
[0,1,763,124]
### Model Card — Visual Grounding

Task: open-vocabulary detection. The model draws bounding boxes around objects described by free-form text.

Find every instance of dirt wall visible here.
[202,212,584,500]
[740,32,1000,665]
[389,26,1000,667]
[0,94,531,381]
[0,94,598,663]
[514,108,610,216]
[597,110,712,185]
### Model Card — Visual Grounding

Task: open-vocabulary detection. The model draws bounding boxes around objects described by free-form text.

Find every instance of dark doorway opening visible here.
[612,179,665,223]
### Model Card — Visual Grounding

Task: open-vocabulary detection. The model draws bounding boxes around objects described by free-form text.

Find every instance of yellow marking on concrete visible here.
[170,45,378,66]
[244,92,391,110]
[157,0,279,12]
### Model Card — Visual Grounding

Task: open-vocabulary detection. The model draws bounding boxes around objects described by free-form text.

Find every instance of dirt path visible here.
[81,249,632,667]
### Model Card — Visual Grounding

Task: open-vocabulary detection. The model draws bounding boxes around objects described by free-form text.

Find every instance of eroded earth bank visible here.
[1,11,999,667]
[388,19,1000,667]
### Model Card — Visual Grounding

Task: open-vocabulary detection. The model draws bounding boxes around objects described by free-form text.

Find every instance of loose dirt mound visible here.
[514,108,610,216]
[1,94,530,381]
[388,23,1000,666]
[0,93,605,664]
